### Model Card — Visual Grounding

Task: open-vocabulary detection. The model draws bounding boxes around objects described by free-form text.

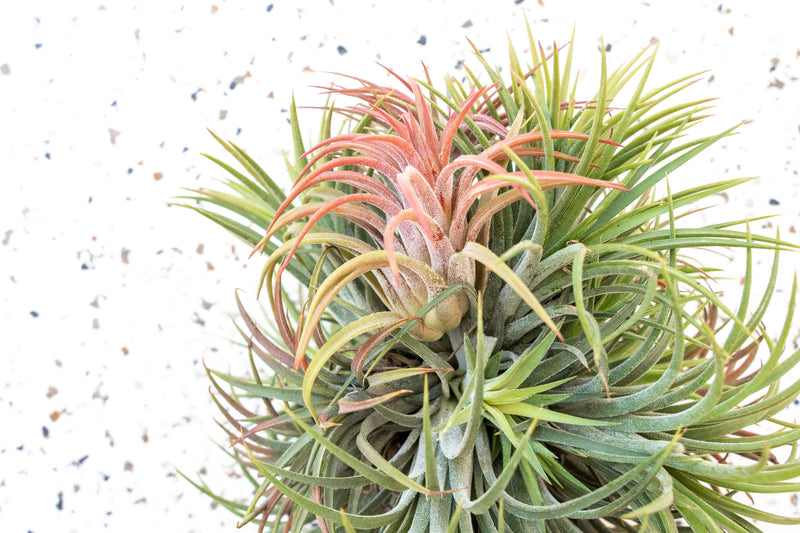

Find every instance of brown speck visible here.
[121,347,129,356]
[267,91,274,99]
[124,461,134,471]
[142,430,149,443]
[300,34,307,41]
[206,261,215,271]
[2,229,12,245]
[789,225,796,234]
[538,0,544,5]
[201,299,213,310]
[46,386,59,398]
[728,27,734,36]
[109,129,120,145]
[768,78,785,89]
[159,141,165,148]
[210,5,218,14]
[770,57,780,71]
[153,172,163,181]
[73,484,80,493]
[1,64,10,75]
[92,387,108,404]
[92,318,100,329]
[196,243,204,254]
[121,248,130,264]
[302,65,313,72]
[708,74,715,84]
[56,359,63,367]
[193,314,206,327]
[50,409,66,422]
[218,110,227,120]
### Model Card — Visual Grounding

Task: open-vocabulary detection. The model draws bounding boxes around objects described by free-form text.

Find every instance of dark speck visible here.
[462,20,472,28]
[88,196,92,203]
[417,35,426,46]
[605,43,612,52]
[182,147,188,153]
[75,455,89,465]
[229,80,237,90]
[454,60,464,70]
[45,152,50,159]
[111,100,117,107]
[236,128,242,135]
[515,0,525,4]
[190,88,202,101]
[30,310,39,318]
[770,198,780,205]
[81,263,90,270]
[267,3,273,11]
[337,45,347,55]
[17,444,23,450]
[718,3,723,11]
[43,426,49,438]
[102,473,110,481]
[56,491,63,511]
[127,168,133,174]
[35,43,42,49]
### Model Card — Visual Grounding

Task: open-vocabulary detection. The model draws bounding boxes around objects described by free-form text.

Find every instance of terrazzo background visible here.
[1,0,799,531]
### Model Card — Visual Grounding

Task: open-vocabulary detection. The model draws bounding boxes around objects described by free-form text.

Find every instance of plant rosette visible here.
[178,30,800,533]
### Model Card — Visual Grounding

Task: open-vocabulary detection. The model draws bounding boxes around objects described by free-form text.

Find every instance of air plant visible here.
[179,30,800,533]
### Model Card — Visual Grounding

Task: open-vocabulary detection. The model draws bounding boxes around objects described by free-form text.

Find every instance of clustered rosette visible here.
[181,36,800,533]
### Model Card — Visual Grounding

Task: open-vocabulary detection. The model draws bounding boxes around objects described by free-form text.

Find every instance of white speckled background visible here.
[1,0,798,531]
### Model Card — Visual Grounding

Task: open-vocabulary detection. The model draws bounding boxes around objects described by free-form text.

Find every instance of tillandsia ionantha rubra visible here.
[179,29,800,533]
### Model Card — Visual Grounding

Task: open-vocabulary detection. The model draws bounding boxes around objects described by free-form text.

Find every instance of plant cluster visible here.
[180,31,800,533]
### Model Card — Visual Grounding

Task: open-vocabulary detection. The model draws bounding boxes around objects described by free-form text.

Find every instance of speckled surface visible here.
[1,1,798,531]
